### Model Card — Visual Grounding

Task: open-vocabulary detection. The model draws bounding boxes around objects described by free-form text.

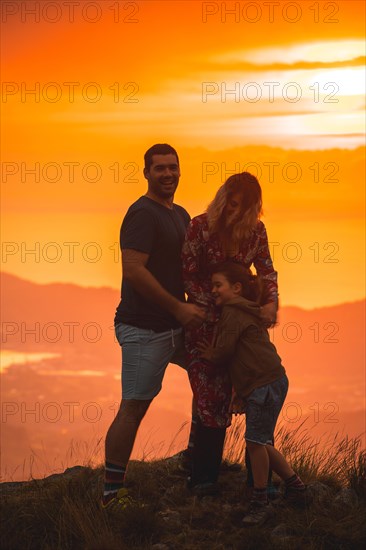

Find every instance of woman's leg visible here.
[190,418,226,485]
[185,324,231,489]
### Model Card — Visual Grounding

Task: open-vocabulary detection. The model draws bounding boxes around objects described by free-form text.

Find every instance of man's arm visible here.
[123,249,205,328]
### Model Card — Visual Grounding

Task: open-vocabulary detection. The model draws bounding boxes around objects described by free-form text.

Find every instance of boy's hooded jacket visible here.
[208,296,286,398]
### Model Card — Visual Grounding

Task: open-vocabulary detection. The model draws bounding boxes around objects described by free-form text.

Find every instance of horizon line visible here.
[2,271,365,312]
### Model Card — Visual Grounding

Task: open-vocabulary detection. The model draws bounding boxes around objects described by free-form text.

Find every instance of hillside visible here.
[1,426,365,550]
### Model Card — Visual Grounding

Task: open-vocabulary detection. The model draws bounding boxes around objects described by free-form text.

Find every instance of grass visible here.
[1,424,365,550]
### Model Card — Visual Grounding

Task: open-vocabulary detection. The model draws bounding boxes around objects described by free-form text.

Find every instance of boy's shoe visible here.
[283,486,308,508]
[242,501,271,526]
[101,487,134,511]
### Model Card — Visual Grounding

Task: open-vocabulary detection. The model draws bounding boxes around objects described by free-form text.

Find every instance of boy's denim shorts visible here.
[245,374,289,445]
[115,323,186,400]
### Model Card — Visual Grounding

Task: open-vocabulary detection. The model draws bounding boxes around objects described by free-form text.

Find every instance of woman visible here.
[182,172,278,491]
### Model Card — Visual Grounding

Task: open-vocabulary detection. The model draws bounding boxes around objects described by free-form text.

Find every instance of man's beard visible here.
[150,178,179,198]
[156,184,178,198]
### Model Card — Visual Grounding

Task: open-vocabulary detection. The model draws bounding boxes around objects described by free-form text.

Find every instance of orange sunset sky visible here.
[1,0,365,308]
[0,1,365,479]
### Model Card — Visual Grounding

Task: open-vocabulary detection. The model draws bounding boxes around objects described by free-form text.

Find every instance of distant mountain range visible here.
[1,272,365,481]
[1,271,365,379]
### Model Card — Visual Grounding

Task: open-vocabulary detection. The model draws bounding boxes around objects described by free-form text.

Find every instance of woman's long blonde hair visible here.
[206,172,263,245]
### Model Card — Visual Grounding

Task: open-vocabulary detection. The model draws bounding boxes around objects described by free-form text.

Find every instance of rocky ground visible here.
[1,454,365,550]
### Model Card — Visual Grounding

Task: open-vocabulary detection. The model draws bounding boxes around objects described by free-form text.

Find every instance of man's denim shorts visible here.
[115,323,186,400]
[245,374,289,445]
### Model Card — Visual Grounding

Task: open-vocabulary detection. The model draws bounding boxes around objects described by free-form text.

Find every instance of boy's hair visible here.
[211,262,264,303]
[144,144,179,171]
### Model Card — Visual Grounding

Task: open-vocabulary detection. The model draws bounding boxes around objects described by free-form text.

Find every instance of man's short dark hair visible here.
[144,144,179,171]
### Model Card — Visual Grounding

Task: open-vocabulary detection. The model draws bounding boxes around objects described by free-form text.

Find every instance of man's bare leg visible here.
[105,399,152,466]
[102,399,151,505]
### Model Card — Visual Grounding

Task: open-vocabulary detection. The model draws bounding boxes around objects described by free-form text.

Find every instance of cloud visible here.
[214,40,365,65]
[206,57,365,73]
[7,39,365,152]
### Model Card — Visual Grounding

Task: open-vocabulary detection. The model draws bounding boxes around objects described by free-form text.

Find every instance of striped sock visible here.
[252,487,268,505]
[103,461,126,505]
[285,473,306,491]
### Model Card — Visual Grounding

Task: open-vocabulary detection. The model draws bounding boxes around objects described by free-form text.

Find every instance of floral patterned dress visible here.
[182,213,278,428]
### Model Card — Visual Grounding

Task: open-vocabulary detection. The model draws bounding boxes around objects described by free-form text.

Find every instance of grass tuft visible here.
[1,424,365,549]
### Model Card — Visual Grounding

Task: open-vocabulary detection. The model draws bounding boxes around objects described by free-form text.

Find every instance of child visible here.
[199,262,306,526]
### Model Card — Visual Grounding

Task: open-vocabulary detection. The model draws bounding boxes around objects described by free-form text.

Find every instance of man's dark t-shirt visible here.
[114,196,190,332]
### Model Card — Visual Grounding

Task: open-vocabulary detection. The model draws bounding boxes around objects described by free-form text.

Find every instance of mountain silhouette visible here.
[1,272,364,481]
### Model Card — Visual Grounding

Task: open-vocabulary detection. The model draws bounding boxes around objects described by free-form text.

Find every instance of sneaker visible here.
[242,501,271,526]
[101,487,134,510]
[284,486,307,508]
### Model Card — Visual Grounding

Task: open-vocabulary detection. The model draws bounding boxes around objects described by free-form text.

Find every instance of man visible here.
[103,144,205,508]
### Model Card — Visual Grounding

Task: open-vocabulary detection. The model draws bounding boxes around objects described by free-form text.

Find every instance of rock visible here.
[0,466,92,496]
[43,465,86,481]
[307,481,332,504]
[333,487,358,507]
[151,544,170,550]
